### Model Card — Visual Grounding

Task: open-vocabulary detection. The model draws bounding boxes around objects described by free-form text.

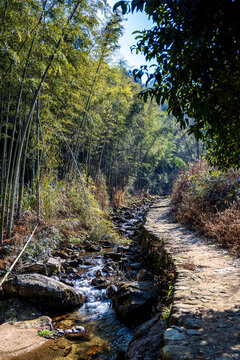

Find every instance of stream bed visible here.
[48,202,153,360]
[53,252,132,360]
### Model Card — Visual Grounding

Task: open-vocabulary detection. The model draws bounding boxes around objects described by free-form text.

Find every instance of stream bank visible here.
[2,197,239,360]
[0,198,171,360]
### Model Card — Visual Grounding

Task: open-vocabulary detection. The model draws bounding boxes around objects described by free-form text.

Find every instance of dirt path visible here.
[145,198,240,360]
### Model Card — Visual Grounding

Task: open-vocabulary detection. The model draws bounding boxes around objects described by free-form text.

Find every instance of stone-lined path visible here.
[145,198,240,360]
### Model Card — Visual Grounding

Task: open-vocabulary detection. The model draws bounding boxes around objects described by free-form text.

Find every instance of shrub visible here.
[172,161,240,255]
[22,173,122,248]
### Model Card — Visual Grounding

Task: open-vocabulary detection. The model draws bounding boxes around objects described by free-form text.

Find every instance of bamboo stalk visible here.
[6,2,81,239]
[56,126,90,208]
[0,224,38,287]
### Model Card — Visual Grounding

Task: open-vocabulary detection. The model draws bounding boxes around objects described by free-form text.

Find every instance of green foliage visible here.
[166,285,174,303]
[0,0,201,245]
[69,237,83,244]
[160,305,171,321]
[38,330,52,337]
[114,0,240,168]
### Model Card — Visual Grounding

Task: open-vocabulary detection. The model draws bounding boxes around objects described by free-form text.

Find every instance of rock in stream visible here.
[2,273,84,309]
[112,281,158,327]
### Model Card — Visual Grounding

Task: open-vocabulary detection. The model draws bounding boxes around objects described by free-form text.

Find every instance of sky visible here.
[107,0,155,71]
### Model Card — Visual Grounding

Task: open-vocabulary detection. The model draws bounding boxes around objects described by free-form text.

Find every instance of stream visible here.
[50,202,152,360]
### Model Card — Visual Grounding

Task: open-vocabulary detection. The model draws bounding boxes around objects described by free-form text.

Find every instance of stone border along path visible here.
[144,198,240,360]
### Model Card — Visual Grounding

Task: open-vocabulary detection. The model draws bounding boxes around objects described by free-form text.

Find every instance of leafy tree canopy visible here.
[114,0,240,168]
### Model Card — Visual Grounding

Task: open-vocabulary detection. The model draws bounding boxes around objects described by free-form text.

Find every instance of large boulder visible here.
[126,314,166,360]
[0,317,51,359]
[2,274,84,309]
[112,282,158,326]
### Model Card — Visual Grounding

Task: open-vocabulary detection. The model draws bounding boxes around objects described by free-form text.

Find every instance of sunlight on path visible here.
[146,198,240,360]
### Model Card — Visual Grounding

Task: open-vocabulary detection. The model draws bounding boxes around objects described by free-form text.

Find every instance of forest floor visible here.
[145,198,240,360]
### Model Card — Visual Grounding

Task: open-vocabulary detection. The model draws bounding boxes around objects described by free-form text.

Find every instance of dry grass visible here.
[112,187,126,208]
[204,202,240,254]
[172,161,240,255]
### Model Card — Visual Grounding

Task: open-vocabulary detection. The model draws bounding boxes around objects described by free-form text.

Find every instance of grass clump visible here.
[172,160,240,255]
[38,330,52,337]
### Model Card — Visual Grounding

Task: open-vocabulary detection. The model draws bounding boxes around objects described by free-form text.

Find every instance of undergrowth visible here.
[172,161,240,255]
[15,174,125,264]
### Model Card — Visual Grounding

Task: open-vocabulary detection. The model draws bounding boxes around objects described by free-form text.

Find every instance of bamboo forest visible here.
[0,1,239,360]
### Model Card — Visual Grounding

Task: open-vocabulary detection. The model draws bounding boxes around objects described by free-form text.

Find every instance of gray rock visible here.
[186,329,202,336]
[183,317,201,329]
[14,316,52,331]
[126,315,165,360]
[162,345,193,360]
[2,273,84,309]
[104,252,122,261]
[20,262,47,275]
[164,327,187,342]
[64,325,90,340]
[112,281,158,326]
[46,257,62,273]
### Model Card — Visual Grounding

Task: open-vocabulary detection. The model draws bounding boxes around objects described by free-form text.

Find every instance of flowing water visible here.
[51,203,151,359]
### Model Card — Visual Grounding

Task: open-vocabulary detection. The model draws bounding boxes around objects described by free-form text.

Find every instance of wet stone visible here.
[67,259,79,268]
[217,323,232,328]
[2,274,84,309]
[112,281,158,326]
[61,279,74,287]
[129,263,142,270]
[91,277,108,289]
[106,284,117,298]
[104,252,123,261]
[136,269,152,281]
[126,315,165,360]
[86,244,102,252]
[82,260,93,266]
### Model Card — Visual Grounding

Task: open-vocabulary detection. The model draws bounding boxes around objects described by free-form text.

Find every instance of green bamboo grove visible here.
[0,0,199,246]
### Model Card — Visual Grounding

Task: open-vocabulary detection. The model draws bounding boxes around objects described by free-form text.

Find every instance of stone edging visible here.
[142,198,240,360]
